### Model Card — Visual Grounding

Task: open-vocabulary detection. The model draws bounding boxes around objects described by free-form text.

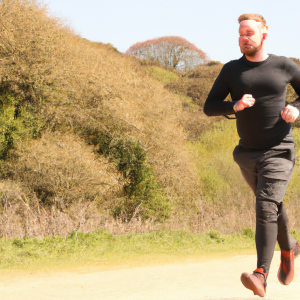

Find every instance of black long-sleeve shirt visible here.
[204,54,300,149]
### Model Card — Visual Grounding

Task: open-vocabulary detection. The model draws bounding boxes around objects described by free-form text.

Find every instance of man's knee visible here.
[257,178,288,203]
[256,200,278,225]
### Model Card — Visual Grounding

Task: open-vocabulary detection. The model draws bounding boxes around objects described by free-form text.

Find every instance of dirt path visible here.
[0,251,299,300]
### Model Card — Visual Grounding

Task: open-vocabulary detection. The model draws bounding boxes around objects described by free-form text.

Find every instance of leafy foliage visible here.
[96,134,171,221]
[241,227,255,239]
[0,95,44,160]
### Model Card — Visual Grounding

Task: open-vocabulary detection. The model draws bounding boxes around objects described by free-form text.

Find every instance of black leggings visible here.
[233,145,295,276]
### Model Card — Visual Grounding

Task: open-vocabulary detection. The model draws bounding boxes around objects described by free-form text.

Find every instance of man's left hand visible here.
[281,105,299,123]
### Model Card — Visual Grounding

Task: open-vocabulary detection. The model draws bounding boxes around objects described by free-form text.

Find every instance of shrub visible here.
[241,227,255,239]
[0,95,44,159]
[5,131,123,207]
[206,230,224,243]
[12,237,23,248]
[96,135,171,221]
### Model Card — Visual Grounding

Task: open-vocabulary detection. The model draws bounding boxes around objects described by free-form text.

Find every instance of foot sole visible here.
[241,272,266,297]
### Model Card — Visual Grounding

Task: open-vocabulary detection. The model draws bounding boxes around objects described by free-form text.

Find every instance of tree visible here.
[126,36,210,72]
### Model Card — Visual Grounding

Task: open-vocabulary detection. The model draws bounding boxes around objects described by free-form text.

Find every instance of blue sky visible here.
[45,0,300,63]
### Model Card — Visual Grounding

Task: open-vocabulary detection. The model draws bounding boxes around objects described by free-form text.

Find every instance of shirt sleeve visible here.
[289,59,300,96]
[203,65,237,116]
[286,60,300,109]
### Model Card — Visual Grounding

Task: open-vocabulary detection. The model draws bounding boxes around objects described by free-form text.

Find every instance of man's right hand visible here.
[234,94,256,112]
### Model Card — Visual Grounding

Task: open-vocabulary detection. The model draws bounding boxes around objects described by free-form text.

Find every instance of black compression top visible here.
[203,54,300,150]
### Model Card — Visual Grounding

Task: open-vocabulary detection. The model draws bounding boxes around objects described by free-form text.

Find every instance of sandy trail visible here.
[0,251,299,300]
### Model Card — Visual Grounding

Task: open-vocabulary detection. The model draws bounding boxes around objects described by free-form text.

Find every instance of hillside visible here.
[1,0,300,239]
[0,0,204,237]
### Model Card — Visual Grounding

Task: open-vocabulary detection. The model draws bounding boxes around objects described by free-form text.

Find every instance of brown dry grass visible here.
[7,131,123,206]
[165,62,227,107]
[0,179,158,238]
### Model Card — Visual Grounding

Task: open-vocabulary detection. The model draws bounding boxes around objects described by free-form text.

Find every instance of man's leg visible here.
[238,148,295,271]
[239,168,279,275]
[255,193,279,275]
[239,167,257,194]
[255,200,297,274]
[240,163,294,254]
[256,149,298,286]
[277,203,294,251]
[235,147,295,295]
[276,202,300,285]
[238,165,269,296]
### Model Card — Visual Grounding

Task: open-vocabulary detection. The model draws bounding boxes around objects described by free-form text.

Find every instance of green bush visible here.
[90,132,171,221]
[12,237,24,248]
[0,95,44,160]
[241,227,255,239]
[206,230,224,243]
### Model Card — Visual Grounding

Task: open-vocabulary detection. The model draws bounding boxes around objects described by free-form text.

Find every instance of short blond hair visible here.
[238,14,268,30]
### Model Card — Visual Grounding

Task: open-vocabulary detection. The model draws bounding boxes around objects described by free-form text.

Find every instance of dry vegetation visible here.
[0,0,203,237]
[0,0,299,239]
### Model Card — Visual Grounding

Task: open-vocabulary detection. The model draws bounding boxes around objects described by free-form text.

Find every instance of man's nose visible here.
[242,36,250,42]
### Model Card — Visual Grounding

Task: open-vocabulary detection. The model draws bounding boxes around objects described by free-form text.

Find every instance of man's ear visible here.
[262,33,267,40]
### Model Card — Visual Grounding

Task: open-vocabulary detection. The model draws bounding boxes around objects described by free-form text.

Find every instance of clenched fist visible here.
[281,105,299,123]
[234,94,256,112]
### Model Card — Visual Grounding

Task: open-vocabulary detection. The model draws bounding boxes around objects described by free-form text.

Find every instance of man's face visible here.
[239,20,264,56]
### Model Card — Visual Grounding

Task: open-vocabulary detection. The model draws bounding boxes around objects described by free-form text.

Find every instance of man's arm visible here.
[203,66,235,116]
[203,66,255,116]
[288,63,300,109]
[289,97,300,110]
[281,60,300,123]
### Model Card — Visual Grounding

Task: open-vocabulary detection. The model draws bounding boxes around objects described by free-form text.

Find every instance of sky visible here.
[44,0,300,64]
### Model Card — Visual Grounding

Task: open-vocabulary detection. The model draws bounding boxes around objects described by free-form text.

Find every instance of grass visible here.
[146,66,179,84]
[190,120,247,202]
[0,229,257,272]
[3,228,300,273]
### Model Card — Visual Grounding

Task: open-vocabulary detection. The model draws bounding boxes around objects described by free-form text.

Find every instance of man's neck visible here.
[245,49,269,62]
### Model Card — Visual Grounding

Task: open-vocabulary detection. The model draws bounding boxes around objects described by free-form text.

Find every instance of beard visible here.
[240,42,261,57]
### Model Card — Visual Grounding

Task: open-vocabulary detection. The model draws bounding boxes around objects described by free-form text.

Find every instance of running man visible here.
[204,14,300,297]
